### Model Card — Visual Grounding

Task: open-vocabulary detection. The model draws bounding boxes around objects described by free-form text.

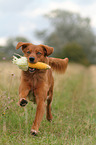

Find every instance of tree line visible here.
[0,10,96,65]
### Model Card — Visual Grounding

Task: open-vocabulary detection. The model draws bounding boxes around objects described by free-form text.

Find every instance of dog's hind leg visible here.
[46,86,53,122]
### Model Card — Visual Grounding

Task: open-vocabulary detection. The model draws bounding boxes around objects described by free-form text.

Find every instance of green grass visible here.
[0,62,96,145]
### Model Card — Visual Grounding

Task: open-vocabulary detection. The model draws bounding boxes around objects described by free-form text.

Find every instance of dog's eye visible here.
[37,52,41,55]
[27,51,31,54]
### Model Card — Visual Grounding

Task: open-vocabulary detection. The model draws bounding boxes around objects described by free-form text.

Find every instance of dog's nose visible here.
[29,57,35,63]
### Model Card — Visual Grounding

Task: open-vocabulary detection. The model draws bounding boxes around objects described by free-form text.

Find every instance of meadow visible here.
[0,62,96,145]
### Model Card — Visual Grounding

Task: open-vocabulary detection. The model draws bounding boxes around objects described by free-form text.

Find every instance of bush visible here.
[63,42,90,66]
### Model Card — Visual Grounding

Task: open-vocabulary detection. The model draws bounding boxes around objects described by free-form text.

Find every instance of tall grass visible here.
[0,62,96,145]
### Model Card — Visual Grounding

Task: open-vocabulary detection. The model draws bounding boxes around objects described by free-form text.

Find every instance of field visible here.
[0,62,96,145]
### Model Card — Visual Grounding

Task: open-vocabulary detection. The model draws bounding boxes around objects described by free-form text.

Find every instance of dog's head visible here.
[16,42,54,73]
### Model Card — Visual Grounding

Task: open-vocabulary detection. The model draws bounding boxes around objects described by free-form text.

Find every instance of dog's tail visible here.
[48,57,69,73]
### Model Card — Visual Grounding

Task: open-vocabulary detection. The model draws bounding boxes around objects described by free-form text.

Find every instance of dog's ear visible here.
[16,42,31,50]
[40,44,54,56]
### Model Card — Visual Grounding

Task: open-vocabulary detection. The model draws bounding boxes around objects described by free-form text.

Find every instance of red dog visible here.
[16,42,68,135]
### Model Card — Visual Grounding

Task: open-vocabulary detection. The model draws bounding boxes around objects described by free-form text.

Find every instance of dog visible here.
[16,42,68,135]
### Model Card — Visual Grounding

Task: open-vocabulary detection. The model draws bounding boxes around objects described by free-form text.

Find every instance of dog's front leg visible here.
[30,86,47,135]
[19,81,31,107]
[31,99,45,135]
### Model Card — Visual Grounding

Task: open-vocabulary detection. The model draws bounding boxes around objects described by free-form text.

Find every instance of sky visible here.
[0,0,96,46]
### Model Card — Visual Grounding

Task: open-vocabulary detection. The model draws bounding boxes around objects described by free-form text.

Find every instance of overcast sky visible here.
[0,0,96,45]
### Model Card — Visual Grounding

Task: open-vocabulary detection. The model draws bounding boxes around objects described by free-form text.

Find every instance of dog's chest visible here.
[27,72,45,88]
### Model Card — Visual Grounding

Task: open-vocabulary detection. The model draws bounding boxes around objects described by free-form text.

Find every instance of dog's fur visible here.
[16,42,68,135]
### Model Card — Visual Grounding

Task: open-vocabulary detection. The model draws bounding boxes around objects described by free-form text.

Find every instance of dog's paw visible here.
[46,115,53,122]
[30,129,38,136]
[47,118,52,122]
[19,98,28,107]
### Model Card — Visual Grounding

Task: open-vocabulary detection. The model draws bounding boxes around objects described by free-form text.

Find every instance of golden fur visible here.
[16,42,68,135]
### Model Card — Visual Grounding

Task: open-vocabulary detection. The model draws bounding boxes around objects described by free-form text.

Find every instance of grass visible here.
[0,62,96,145]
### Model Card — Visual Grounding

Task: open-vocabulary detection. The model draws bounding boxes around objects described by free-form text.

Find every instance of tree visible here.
[0,36,30,60]
[35,10,96,64]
